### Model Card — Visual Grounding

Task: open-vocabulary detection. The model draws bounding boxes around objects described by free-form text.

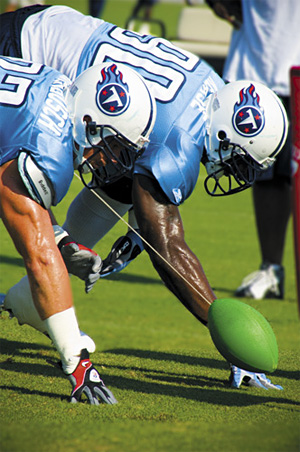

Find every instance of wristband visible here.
[53,224,69,246]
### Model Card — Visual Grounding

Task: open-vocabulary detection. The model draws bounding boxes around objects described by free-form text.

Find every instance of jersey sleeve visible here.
[0,59,74,207]
[134,127,202,205]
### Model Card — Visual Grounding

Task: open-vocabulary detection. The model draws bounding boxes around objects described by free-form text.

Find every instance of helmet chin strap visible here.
[73,171,212,307]
[73,140,91,173]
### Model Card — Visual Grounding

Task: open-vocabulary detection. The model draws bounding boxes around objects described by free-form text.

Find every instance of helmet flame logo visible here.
[96,64,130,116]
[232,84,265,137]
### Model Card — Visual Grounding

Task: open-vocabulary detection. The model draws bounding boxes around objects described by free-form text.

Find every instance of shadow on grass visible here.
[0,255,24,267]
[1,339,299,408]
[104,348,300,381]
[0,338,60,375]
[103,272,163,285]
[102,350,299,408]
[106,348,226,369]
[106,373,299,408]
[0,385,68,401]
[1,363,298,409]
[104,266,239,291]
[0,338,53,354]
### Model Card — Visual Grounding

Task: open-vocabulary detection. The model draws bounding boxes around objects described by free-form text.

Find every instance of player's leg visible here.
[235,96,291,299]
[1,276,96,354]
[235,177,291,299]
[0,160,82,372]
[62,186,132,249]
[253,176,291,266]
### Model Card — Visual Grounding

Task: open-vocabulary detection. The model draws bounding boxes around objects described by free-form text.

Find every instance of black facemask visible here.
[204,139,263,196]
[78,121,145,189]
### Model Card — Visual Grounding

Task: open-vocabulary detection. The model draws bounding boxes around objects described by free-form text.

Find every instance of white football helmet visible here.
[203,80,288,196]
[65,62,156,185]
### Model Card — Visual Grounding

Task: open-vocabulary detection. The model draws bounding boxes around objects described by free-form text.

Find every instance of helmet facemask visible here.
[203,138,263,196]
[78,120,145,188]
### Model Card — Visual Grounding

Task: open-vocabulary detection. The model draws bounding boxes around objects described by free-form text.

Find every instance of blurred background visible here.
[0,0,229,75]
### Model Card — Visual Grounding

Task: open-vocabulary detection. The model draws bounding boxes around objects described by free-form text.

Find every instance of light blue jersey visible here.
[78,24,224,204]
[9,6,225,204]
[0,56,73,206]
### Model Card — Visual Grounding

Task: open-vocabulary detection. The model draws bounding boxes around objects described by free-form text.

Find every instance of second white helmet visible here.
[204,80,288,196]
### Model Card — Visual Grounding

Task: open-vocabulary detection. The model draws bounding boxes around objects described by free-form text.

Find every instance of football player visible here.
[0,5,286,389]
[0,56,156,403]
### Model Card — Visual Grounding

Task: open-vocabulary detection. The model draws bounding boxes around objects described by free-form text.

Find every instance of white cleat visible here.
[235,263,284,299]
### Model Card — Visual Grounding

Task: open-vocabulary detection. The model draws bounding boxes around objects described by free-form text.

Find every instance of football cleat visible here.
[235,262,284,300]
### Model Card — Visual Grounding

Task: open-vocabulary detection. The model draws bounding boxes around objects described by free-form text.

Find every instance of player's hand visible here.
[229,365,283,390]
[68,349,117,405]
[58,236,102,293]
[100,230,143,277]
[206,0,242,28]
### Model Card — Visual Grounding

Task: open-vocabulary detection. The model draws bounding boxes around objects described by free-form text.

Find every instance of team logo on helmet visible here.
[96,64,130,116]
[232,84,265,137]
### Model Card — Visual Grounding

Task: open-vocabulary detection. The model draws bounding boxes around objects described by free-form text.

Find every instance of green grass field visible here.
[1,173,299,452]
[0,1,300,451]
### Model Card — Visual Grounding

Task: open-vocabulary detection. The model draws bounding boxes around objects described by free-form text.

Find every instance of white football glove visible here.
[230,365,283,390]
[68,349,117,405]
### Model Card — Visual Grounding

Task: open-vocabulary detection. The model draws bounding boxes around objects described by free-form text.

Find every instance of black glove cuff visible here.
[57,235,76,251]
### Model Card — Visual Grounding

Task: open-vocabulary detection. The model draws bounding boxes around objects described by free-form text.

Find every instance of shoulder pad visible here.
[18,151,54,209]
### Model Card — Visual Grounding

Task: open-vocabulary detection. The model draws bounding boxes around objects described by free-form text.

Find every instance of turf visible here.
[1,172,299,452]
[1,2,299,451]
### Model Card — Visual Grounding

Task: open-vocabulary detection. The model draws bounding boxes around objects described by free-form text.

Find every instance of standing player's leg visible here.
[235,97,292,300]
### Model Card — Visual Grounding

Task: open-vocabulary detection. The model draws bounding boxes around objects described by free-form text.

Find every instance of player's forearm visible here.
[21,206,73,318]
[0,163,73,319]
[148,241,215,324]
[132,174,216,323]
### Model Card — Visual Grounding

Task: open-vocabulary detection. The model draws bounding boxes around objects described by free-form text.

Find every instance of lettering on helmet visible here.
[232,84,265,137]
[96,64,130,116]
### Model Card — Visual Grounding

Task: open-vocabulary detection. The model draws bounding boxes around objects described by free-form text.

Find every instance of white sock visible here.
[44,308,82,374]
[5,276,96,357]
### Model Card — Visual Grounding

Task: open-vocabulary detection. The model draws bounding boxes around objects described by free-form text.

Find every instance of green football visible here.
[208,298,278,373]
